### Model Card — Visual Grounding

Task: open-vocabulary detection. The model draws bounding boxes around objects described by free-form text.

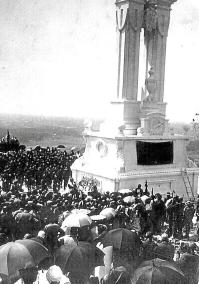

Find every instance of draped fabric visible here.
[116,6,128,31]
[116,6,143,32]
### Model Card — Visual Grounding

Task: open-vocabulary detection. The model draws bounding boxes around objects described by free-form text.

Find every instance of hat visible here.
[23,233,32,239]
[46,265,63,284]
[161,233,168,242]
[37,230,45,238]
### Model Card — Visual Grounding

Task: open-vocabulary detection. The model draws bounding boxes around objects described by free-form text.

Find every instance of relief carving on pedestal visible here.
[147,115,165,135]
[138,112,166,136]
[96,140,108,158]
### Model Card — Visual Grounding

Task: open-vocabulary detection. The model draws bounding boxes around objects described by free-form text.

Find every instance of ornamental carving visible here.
[145,113,166,135]
[143,0,157,33]
[96,140,108,158]
[148,117,165,135]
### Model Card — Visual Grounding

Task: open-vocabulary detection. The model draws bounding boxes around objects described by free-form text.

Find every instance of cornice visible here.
[119,167,199,179]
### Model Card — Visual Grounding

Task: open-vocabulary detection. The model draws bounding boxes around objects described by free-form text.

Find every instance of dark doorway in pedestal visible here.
[136,141,173,165]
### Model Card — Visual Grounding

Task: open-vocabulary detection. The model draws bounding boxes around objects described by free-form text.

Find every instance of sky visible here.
[0,0,198,123]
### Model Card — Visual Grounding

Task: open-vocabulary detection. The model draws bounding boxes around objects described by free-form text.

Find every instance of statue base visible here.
[72,131,199,197]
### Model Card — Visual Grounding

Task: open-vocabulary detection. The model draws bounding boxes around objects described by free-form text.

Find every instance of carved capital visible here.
[128,7,144,31]
[143,0,157,33]
[157,0,177,11]
[116,0,145,32]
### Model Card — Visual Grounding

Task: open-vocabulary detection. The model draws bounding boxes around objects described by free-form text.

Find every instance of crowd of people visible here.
[0,177,198,243]
[0,146,78,192]
[0,144,198,283]
[0,132,21,152]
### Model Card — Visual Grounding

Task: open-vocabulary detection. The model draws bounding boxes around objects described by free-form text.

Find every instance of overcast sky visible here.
[0,0,198,123]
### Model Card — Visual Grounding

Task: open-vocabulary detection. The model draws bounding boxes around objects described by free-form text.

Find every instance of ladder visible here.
[181,168,195,200]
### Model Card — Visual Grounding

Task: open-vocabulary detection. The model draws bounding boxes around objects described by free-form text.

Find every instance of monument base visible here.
[72,132,199,197]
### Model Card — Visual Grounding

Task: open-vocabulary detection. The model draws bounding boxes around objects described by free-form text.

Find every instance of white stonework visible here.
[72,0,199,198]
[72,132,199,197]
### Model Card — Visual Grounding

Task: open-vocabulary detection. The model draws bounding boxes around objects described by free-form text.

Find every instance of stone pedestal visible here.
[72,132,199,197]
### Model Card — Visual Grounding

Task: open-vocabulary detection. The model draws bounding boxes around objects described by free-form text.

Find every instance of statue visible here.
[144,66,157,102]
[143,0,176,103]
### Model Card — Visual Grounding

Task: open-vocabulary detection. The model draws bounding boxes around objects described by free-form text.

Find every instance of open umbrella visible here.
[61,213,92,229]
[57,145,65,148]
[123,196,135,204]
[71,209,91,215]
[15,239,49,265]
[141,195,150,204]
[55,241,104,275]
[100,208,116,220]
[132,258,185,284]
[90,215,106,221]
[101,228,141,254]
[0,241,49,277]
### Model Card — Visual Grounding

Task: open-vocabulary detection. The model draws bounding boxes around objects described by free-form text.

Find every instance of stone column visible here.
[116,0,145,100]
[109,0,145,135]
[144,0,177,102]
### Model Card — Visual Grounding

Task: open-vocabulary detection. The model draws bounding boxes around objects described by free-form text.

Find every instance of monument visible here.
[72,0,199,198]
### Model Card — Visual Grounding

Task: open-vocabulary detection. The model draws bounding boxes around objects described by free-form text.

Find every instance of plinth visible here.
[72,128,199,197]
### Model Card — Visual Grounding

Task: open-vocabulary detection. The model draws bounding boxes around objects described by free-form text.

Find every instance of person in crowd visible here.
[150,193,165,234]
[154,233,175,261]
[44,223,65,254]
[18,267,38,284]
[172,197,184,239]
[183,201,195,239]
[0,143,199,284]
[165,196,178,238]
[164,192,172,203]
[31,230,46,245]
[46,265,70,284]
[134,184,143,197]
[141,231,157,261]
[176,243,199,284]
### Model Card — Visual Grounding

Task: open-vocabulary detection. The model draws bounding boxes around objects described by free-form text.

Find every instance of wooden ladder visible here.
[181,168,195,200]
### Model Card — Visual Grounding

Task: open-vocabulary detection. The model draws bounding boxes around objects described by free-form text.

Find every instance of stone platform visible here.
[72,132,199,197]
